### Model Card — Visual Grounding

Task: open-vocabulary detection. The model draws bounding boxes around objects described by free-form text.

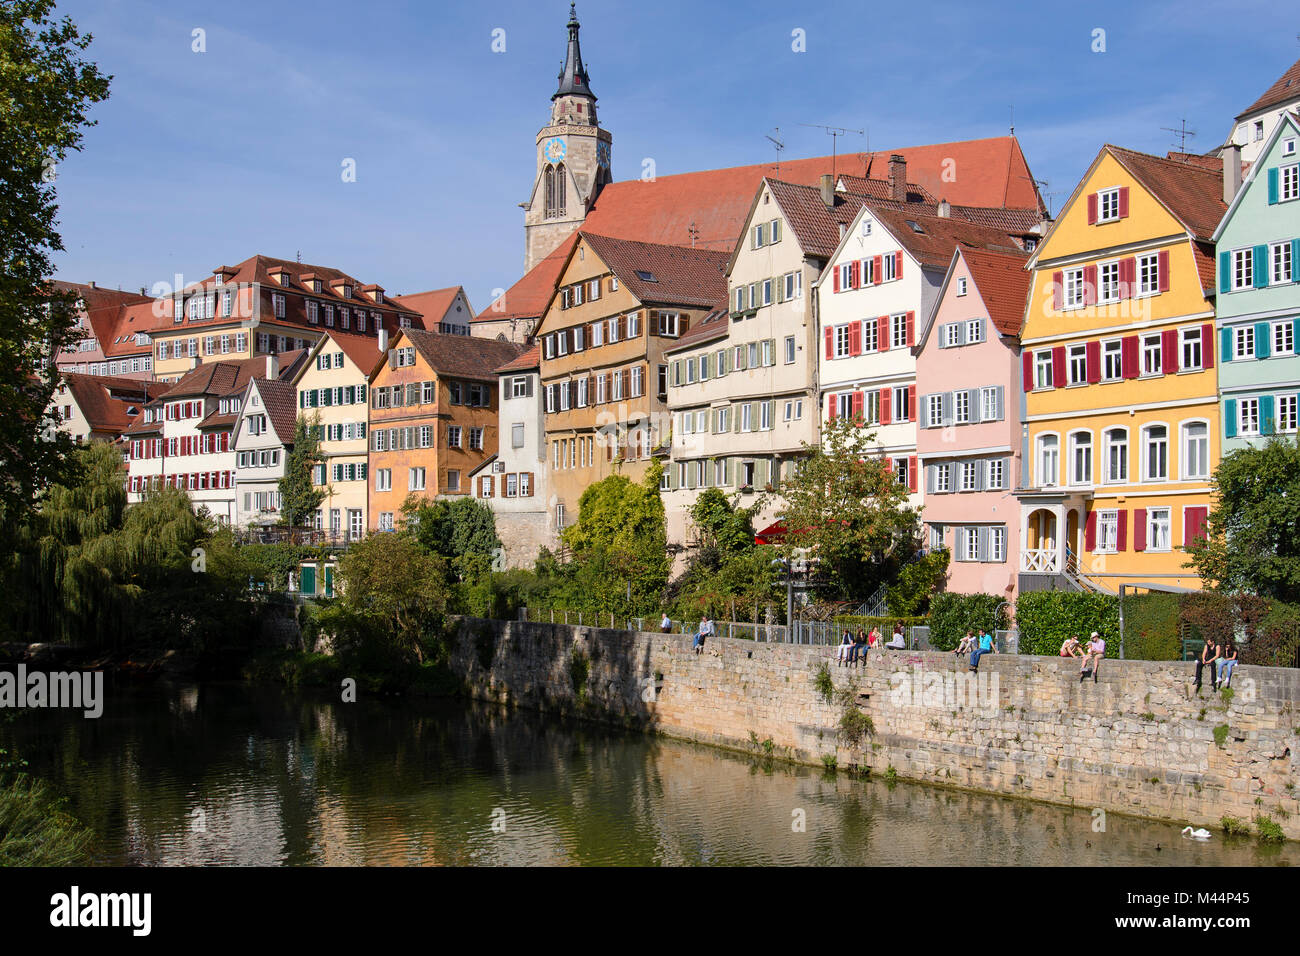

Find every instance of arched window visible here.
[1142,424,1168,481]
[1036,434,1059,488]
[1068,430,1092,486]
[554,163,567,217]
[544,165,556,218]
[1181,421,1209,480]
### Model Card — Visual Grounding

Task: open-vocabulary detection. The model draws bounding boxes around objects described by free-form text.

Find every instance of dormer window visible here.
[277,272,291,287]
[312,279,322,293]
[1285,138,1297,158]
[342,285,352,299]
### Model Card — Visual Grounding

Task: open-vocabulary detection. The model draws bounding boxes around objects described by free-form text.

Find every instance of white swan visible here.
[1181,826,1212,840]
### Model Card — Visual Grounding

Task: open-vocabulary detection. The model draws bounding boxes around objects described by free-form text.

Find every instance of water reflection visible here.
[3,682,1295,867]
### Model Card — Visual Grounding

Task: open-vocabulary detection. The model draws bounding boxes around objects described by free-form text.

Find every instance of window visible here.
[1142,334,1163,376]
[1098,510,1119,553]
[989,526,1007,563]
[926,393,943,428]
[409,467,426,491]
[1034,350,1053,389]
[784,335,796,364]
[894,315,912,349]
[861,319,878,353]
[956,277,968,296]
[986,459,1005,490]
[933,464,951,493]
[834,325,851,359]
[1239,397,1260,435]
[1234,325,1255,359]
[448,426,463,448]
[627,312,640,337]
[591,322,604,347]
[953,390,971,424]
[1036,434,1059,487]
[1274,321,1294,356]
[1282,163,1300,202]
[1273,241,1294,284]
[1097,187,1120,222]
[446,470,460,492]
[1180,327,1203,371]
[893,386,910,423]
[1107,429,1128,481]
[1182,422,1209,478]
[1098,261,1120,303]
[657,312,680,337]
[838,262,853,290]
[1279,395,1299,433]
[1069,431,1093,485]
[882,254,897,281]
[959,460,979,492]
[783,271,802,300]
[1102,339,1123,380]
[272,294,285,319]
[1068,344,1087,385]
[1142,424,1168,480]
[762,279,773,306]
[469,428,484,451]
[1147,507,1171,552]
[979,386,999,421]
[376,468,392,492]
[1232,248,1253,290]
[962,527,980,561]
[1063,268,1085,309]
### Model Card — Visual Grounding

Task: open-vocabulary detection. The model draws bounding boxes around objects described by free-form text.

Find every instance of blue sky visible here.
[51,0,1295,310]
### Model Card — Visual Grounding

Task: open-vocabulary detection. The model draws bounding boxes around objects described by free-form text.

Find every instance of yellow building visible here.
[293,331,388,542]
[1018,146,1229,593]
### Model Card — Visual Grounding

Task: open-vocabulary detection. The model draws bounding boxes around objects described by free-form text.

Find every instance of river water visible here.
[2,682,1295,866]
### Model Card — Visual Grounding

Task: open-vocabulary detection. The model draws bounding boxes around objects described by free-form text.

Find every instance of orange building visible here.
[367,329,523,529]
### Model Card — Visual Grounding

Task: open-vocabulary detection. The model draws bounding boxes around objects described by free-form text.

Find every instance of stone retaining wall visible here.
[449,617,1300,839]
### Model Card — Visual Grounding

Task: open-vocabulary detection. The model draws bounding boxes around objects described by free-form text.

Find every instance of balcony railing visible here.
[1021,548,1060,573]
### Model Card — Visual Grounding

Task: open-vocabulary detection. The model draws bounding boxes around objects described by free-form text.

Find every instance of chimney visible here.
[88,281,96,289]
[937,198,951,218]
[888,154,907,201]
[378,328,389,354]
[819,174,834,208]
[1223,143,1242,204]
[266,354,278,379]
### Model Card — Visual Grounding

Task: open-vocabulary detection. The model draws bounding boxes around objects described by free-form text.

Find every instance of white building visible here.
[233,377,298,527]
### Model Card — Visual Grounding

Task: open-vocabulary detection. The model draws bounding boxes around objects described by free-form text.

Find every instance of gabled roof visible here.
[104,301,163,357]
[307,329,389,378]
[496,343,540,374]
[1214,111,1300,241]
[392,286,468,324]
[764,179,873,260]
[397,329,526,383]
[577,233,728,310]
[249,378,299,445]
[960,248,1032,338]
[863,205,1026,271]
[476,232,578,323]
[1237,56,1300,120]
[836,174,936,204]
[59,373,162,436]
[663,308,730,355]
[158,356,275,401]
[1105,146,1228,241]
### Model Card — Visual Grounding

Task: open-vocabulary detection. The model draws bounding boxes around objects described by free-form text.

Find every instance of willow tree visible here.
[0,1,111,536]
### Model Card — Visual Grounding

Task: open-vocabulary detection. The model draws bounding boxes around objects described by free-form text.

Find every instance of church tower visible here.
[523,4,613,272]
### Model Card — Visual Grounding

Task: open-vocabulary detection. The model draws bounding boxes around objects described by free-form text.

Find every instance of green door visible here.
[300,565,316,596]
[324,566,334,597]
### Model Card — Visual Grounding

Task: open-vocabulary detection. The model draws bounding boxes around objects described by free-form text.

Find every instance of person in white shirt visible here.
[1080,631,1105,682]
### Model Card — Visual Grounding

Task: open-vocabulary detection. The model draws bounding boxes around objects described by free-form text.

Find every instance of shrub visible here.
[1254,814,1285,844]
[885,548,950,617]
[927,593,1008,651]
[1015,590,1119,657]
[0,775,93,866]
[1122,593,1181,661]
[812,663,834,704]
[1221,815,1250,836]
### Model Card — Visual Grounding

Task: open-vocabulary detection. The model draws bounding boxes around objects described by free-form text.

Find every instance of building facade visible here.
[232,377,297,528]
[1018,146,1226,593]
[1223,58,1300,166]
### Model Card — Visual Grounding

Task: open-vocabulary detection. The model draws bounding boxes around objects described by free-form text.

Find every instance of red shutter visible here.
[1123,257,1137,297]
[1052,271,1064,311]
[907,385,916,421]
[895,251,904,279]
[1085,340,1101,383]
[524,472,534,497]
[850,320,862,356]
[1087,193,1098,224]
[907,456,918,493]
[1083,265,1098,306]
[906,311,915,346]
[1117,510,1128,551]
[880,388,891,424]
[1118,186,1130,219]
[1133,508,1147,552]
[833,267,841,293]
[824,327,834,359]
[1085,511,1097,552]
[1161,329,1179,374]
[1051,346,1066,387]
[1185,506,1208,546]
[1201,323,1215,369]
[827,394,837,421]
[1157,250,1170,292]
[1122,335,1140,379]
[1022,351,1034,392]
[877,315,890,352]
[850,260,861,289]
[851,390,864,421]
[872,255,883,284]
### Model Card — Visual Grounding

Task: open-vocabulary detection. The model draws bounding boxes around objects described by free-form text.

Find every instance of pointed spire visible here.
[554,3,595,101]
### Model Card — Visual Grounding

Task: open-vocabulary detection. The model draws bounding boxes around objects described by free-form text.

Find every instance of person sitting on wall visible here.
[693,617,713,654]
[661,612,672,634]
[969,630,995,673]
[1194,638,1219,694]
[837,629,854,666]
[1218,640,1238,689]
[850,628,868,666]
[955,631,975,659]
[1079,631,1105,683]
[885,624,906,650]
[1059,635,1082,659]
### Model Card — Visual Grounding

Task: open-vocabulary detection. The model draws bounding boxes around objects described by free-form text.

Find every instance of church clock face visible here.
[597,142,611,169]
[544,137,567,162]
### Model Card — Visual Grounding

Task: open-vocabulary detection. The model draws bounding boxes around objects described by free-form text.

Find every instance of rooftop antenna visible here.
[1162,118,1197,156]
[1009,105,1015,136]
[798,122,864,185]
[296,250,302,263]
[765,127,785,177]
[687,221,700,249]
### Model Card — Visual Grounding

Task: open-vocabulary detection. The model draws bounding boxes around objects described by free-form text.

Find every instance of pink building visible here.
[914,247,1030,601]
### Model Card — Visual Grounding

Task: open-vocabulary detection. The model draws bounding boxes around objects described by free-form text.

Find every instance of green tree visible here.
[776,416,921,601]
[404,495,501,583]
[278,413,325,531]
[0,1,111,531]
[670,489,779,621]
[1187,436,1300,601]
[332,532,448,664]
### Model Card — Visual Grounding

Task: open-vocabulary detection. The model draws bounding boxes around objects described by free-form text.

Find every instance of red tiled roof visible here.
[579,137,1043,254]
[1166,151,1224,172]
[958,247,1032,338]
[836,174,935,203]
[766,179,873,259]
[254,378,299,445]
[1237,56,1300,119]
[392,286,467,325]
[868,205,1026,271]
[399,329,526,382]
[59,373,158,436]
[1193,241,1218,295]
[578,233,728,310]
[1106,146,1228,241]
[316,330,388,377]
[664,308,730,354]
[476,233,578,323]
[496,343,540,373]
